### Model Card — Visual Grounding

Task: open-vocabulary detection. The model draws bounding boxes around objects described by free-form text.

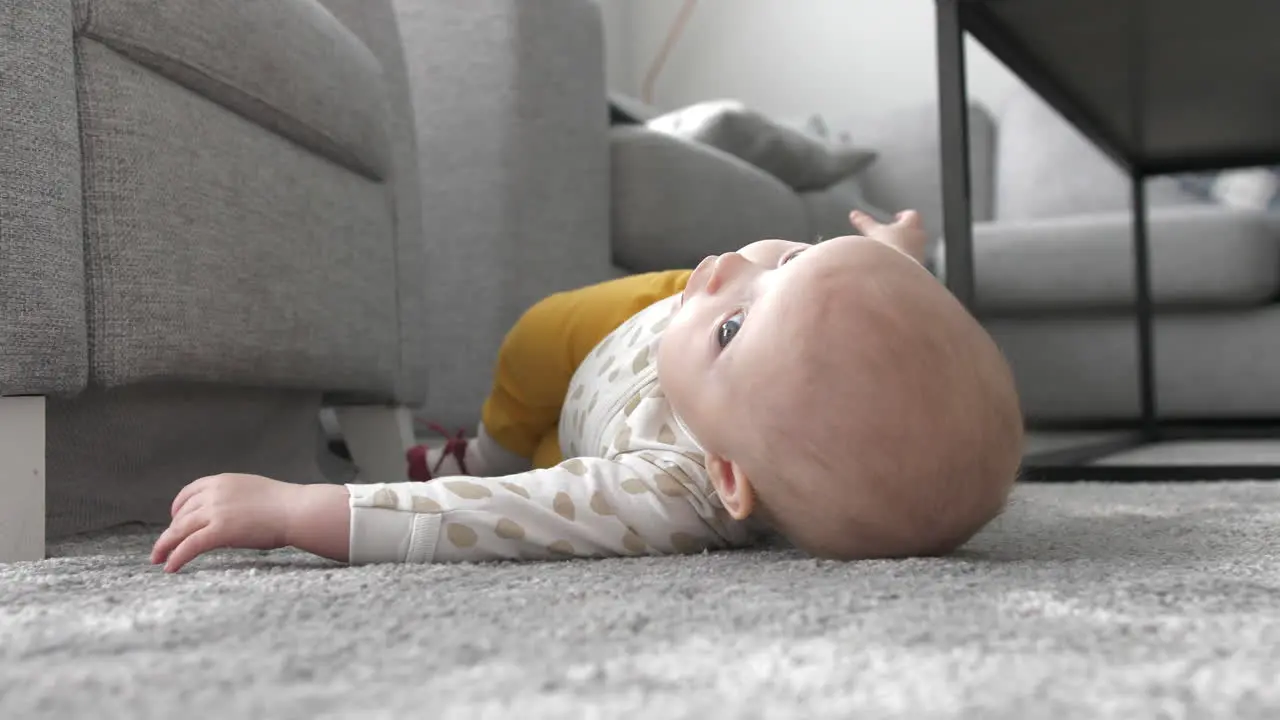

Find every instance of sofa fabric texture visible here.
[316,0,430,406]
[0,0,88,397]
[994,88,1203,221]
[76,38,401,393]
[73,0,391,180]
[5,0,429,538]
[969,205,1280,314]
[610,125,809,272]
[393,0,612,431]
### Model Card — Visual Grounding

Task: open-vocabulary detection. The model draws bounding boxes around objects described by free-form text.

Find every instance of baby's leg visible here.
[417,294,576,479]
[420,271,692,478]
[531,428,562,470]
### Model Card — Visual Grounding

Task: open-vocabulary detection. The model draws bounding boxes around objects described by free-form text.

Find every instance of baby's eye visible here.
[780,248,806,265]
[717,311,745,348]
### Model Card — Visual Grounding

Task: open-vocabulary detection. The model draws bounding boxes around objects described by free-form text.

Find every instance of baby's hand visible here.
[850,209,930,263]
[150,473,301,573]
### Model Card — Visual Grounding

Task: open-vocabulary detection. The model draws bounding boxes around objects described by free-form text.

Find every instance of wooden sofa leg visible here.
[0,396,45,562]
[333,406,416,485]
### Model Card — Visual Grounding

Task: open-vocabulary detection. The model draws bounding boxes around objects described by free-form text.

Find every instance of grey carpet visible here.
[2,481,1279,719]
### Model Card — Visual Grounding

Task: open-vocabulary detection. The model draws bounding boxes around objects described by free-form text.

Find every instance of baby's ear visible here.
[706,453,755,520]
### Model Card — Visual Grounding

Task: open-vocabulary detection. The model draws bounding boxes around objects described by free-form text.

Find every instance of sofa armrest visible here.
[317,0,430,408]
[847,102,997,241]
[394,0,612,429]
[1,0,88,397]
[610,127,808,272]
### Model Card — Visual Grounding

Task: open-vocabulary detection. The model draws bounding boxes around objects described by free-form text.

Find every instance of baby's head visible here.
[657,227,1022,559]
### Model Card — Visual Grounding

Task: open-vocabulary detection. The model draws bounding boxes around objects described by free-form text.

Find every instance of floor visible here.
[2,481,1279,719]
[1026,431,1280,465]
[322,408,1280,470]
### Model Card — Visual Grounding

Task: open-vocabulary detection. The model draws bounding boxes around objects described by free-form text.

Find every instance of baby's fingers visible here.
[849,209,883,234]
[150,512,208,568]
[163,526,223,574]
[170,476,213,518]
[893,209,923,228]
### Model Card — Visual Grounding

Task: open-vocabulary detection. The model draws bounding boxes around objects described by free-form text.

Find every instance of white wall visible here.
[597,0,636,99]
[600,0,1025,125]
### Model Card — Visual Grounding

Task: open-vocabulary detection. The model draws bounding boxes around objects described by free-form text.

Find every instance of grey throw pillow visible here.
[647,100,877,191]
[1178,167,1280,211]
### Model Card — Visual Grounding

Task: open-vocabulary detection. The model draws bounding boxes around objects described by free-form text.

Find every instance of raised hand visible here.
[850,209,930,264]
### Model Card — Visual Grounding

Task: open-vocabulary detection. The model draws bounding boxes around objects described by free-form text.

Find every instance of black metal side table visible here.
[935,0,1280,480]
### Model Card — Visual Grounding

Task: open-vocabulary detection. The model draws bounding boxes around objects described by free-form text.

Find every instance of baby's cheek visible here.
[656,327,703,405]
[655,327,685,387]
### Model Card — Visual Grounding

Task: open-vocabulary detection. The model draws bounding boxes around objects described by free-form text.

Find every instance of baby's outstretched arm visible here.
[151,474,351,571]
[152,451,735,571]
[850,209,929,263]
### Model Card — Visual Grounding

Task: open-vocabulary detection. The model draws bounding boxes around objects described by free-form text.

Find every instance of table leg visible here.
[1130,174,1159,440]
[935,0,976,309]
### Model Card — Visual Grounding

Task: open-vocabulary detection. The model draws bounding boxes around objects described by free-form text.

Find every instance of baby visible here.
[151,210,1023,571]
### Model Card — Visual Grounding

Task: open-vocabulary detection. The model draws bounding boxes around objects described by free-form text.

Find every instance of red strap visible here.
[404,421,469,481]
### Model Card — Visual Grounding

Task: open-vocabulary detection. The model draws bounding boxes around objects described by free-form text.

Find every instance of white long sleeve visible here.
[345,293,764,564]
[346,450,752,564]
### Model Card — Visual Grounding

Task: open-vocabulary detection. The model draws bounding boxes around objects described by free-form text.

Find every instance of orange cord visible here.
[641,0,700,105]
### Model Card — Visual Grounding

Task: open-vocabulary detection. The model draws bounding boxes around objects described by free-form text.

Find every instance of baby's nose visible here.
[707,252,750,292]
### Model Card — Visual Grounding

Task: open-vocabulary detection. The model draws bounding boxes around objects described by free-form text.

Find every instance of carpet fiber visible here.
[2,482,1279,719]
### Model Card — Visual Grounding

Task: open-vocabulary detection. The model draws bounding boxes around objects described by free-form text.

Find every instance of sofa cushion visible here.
[959,205,1280,314]
[77,39,400,393]
[611,126,808,272]
[610,93,661,124]
[995,88,1202,221]
[800,178,893,242]
[1179,167,1280,212]
[1,0,88,396]
[646,100,877,192]
[73,0,389,180]
[313,0,430,407]
[989,306,1280,422]
[850,102,998,242]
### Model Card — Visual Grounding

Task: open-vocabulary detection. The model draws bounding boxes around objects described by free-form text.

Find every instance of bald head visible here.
[725,237,1023,558]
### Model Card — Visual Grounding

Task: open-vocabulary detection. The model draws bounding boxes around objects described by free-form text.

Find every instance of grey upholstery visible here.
[615,77,1280,423]
[862,84,1280,423]
[76,38,400,392]
[74,0,391,179]
[1,0,87,397]
[318,0,429,406]
[610,126,808,272]
[608,102,997,279]
[47,386,330,539]
[971,206,1280,313]
[855,103,998,242]
[988,309,1280,421]
[994,89,1201,221]
[395,0,612,431]
[800,178,894,242]
[4,0,428,537]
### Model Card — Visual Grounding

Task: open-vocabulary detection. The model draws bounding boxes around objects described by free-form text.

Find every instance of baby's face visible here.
[657,239,808,448]
[659,233,1021,557]
[657,234,905,455]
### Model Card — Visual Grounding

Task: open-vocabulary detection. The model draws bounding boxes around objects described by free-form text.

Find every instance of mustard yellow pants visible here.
[481,270,693,469]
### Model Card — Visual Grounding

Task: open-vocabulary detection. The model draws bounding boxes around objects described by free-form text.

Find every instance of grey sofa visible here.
[2,0,616,561]
[932,87,1280,425]
[613,86,1280,428]
[1,0,437,560]
[394,0,612,434]
[606,72,1280,427]
[608,123,906,276]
